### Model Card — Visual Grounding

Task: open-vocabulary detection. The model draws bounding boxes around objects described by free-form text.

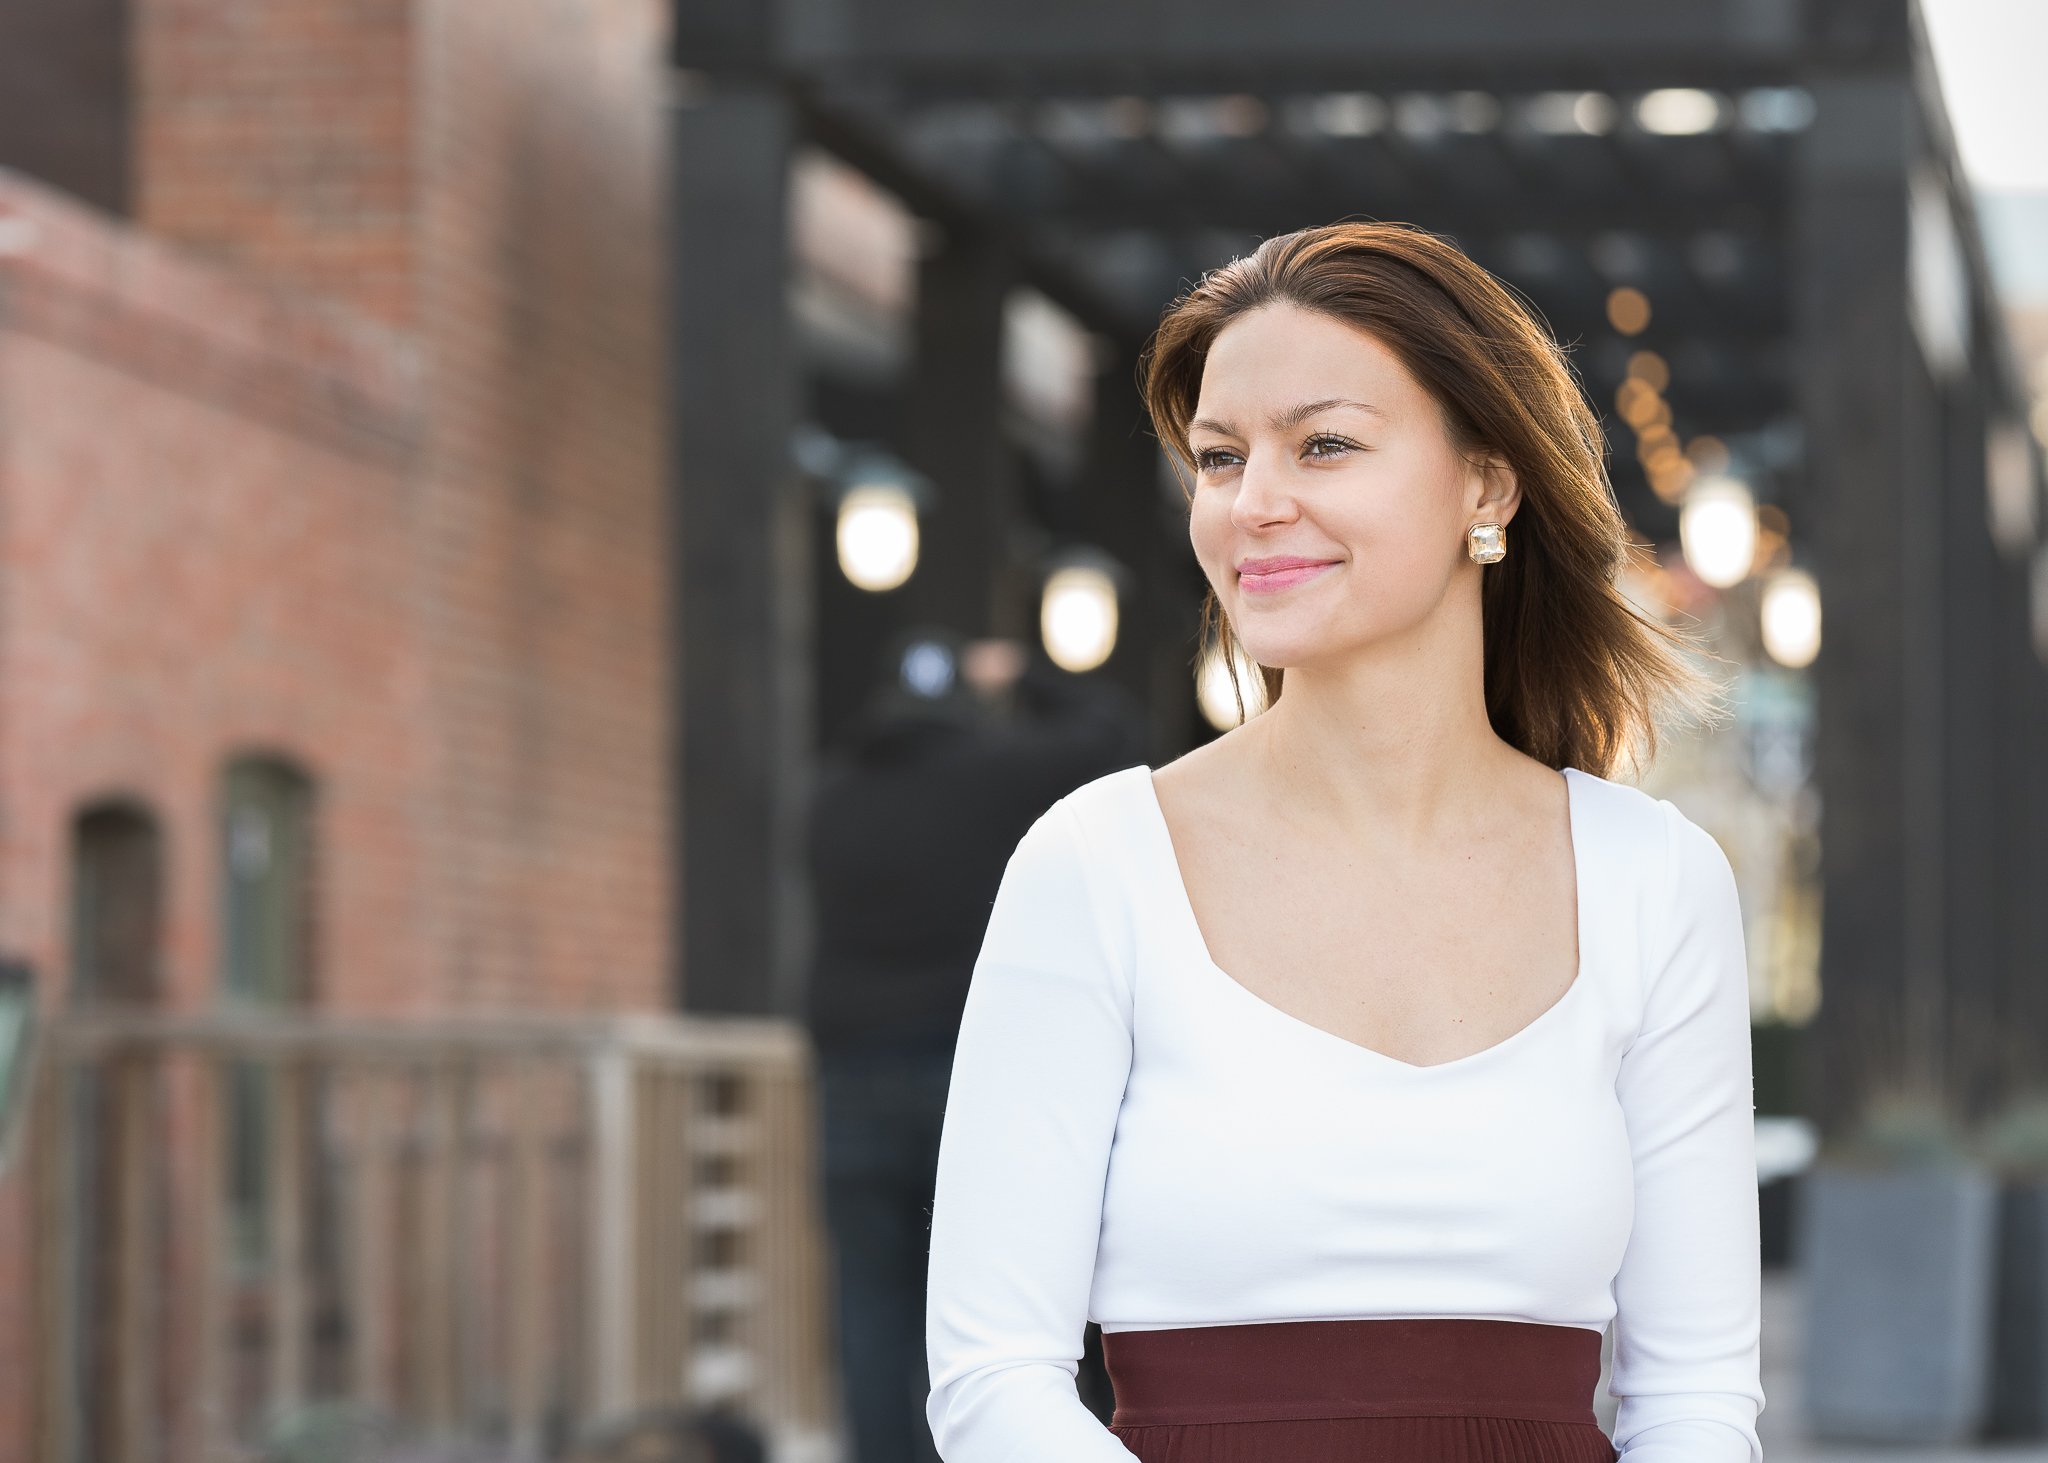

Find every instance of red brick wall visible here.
[136,0,418,326]
[113,0,673,1017]
[0,0,673,1455]
[406,0,673,1013]
[0,177,426,1457]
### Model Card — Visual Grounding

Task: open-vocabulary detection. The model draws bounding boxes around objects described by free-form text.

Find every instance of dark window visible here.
[218,756,318,1283]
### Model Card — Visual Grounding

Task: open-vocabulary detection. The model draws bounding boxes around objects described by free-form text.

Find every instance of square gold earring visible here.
[1467,522,1506,564]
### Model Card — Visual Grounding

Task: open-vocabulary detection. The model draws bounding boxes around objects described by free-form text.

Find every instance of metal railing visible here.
[26,1007,840,1463]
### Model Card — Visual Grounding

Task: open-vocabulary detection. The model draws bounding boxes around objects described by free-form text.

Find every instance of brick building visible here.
[0,1,677,1459]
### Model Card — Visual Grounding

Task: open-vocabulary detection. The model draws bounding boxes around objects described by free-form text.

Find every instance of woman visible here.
[922,221,1764,1462]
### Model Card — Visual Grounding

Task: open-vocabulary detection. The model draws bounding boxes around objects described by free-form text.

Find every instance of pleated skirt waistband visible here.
[1100,1316,1605,1428]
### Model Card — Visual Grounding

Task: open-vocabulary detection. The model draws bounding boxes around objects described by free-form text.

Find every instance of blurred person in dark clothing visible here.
[804,625,1146,1463]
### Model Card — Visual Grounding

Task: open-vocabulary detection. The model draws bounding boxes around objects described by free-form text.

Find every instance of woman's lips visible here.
[1239,561,1339,595]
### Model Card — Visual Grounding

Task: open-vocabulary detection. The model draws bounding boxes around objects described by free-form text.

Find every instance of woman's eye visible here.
[1195,437,1356,472]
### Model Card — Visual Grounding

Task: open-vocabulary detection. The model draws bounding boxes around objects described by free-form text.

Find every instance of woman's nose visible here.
[1232,455,1299,526]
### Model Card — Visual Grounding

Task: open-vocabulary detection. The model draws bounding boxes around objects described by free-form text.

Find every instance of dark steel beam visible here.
[772,0,1807,82]
[1793,72,1946,1138]
[900,234,1020,638]
[672,81,812,1018]
[1936,376,2006,1123]
[865,62,1809,108]
[873,121,1793,240]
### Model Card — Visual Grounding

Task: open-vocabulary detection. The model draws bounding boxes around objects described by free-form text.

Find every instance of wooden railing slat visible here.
[114,1052,156,1463]
[346,1066,392,1413]
[191,1055,229,1463]
[267,1054,308,1424]
[506,1062,549,1455]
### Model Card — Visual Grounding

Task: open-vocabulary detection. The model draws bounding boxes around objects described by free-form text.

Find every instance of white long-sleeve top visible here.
[925,762,1764,1462]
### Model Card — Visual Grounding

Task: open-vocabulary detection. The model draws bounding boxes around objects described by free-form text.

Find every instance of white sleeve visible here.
[1607,800,1766,1462]
[925,799,1141,1462]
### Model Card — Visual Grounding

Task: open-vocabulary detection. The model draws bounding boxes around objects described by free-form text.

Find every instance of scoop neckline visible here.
[1130,763,1592,1075]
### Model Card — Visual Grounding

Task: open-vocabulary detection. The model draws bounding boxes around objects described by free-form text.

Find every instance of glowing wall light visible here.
[1679,475,1759,588]
[1626,350,1670,392]
[1760,566,1821,669]
[796,427,932,593]
[1636,88,1726,136]
[836,483,920,591]
[1041,560,1120,672]
[1606,286,1651,335]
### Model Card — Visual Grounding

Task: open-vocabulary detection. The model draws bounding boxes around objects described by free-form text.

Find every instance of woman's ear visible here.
[1470,451,1520,526]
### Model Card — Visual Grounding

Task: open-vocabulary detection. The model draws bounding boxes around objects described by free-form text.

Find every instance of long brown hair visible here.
[1136,219,1729,780]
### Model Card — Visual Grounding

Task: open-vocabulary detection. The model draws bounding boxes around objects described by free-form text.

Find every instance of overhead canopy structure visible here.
[671,0,2048,1136]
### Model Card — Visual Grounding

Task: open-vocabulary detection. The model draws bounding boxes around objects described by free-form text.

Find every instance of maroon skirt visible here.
[1101,1317,1619,1462]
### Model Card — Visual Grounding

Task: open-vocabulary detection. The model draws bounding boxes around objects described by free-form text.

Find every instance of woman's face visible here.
[1185,300,1516,673]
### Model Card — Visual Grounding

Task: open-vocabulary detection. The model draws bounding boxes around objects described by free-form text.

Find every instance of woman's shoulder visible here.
[1041,761,1157,843]
[1050,749,1251,887]
[1570,761,1729,845]
[984,764,1156,929]
[975,765,1151,994]
[1565,762,1698,864]
[1566,764,1741,969]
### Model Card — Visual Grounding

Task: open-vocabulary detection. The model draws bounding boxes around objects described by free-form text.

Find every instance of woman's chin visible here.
[1231,636,1308,670]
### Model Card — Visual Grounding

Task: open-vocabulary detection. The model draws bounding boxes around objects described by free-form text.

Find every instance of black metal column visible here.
[901,231,1020,639]
[1987,442,2048,1112]
[671,80,812,1016]
[1936,372,2005,1122]
[2024,553,2048,1081]
[1793,73,1946,1138]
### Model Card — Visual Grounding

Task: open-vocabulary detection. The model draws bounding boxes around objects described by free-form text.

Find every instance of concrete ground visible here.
[1587,1269,2048,1461]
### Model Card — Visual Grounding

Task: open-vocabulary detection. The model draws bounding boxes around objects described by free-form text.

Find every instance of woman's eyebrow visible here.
[1189,397,1388,437]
